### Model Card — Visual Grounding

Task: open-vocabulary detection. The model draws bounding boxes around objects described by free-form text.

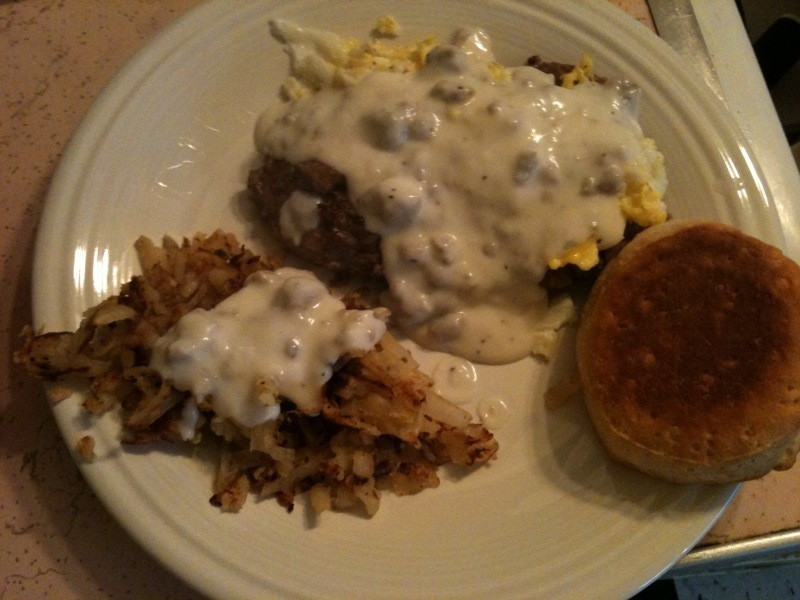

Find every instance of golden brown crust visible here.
[18,231,497,516]
[577,220,800,483]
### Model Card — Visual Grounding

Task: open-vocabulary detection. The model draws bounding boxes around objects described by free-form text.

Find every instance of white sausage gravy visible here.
[255,22,666,364]
[150,268,387,430]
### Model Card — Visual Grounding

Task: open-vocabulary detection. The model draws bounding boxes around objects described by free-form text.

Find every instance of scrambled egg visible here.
[547,56,667,270]
[270,18,436,98]
[272,17,511,94]
[561,53,595,89]
[620,138,668,227]
[548,237,600,271]
[271,17,667,272]
[374,15,400,37]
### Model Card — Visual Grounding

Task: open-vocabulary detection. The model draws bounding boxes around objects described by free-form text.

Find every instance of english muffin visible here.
[577,220,800,483]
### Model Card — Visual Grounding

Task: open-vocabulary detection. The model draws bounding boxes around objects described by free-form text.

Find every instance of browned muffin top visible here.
[580,222,800,466]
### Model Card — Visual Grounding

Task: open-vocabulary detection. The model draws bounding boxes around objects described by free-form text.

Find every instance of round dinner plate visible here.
[33,1,782,599]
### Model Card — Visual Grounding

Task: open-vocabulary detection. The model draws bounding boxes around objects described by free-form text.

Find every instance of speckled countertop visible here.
[1,1,798,598]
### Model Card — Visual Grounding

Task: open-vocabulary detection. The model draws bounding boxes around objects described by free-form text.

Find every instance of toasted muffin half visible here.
[577,220,800,483]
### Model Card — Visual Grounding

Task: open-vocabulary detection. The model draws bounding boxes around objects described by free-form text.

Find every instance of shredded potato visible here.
[76,435,96,461]
[16,231,497,516]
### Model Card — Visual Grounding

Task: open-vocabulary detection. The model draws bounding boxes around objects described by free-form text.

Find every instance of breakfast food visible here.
[577,220,800,483]
[18,19,677,519]
[17,231,497,515]
[250,20,667,364]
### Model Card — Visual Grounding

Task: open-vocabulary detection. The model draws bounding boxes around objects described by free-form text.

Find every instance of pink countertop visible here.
[1,1,797,598]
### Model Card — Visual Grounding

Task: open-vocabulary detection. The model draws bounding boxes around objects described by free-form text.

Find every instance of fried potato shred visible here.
[16,230,497,517]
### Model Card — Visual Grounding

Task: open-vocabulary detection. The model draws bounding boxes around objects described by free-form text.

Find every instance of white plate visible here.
[33,1,781,598]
